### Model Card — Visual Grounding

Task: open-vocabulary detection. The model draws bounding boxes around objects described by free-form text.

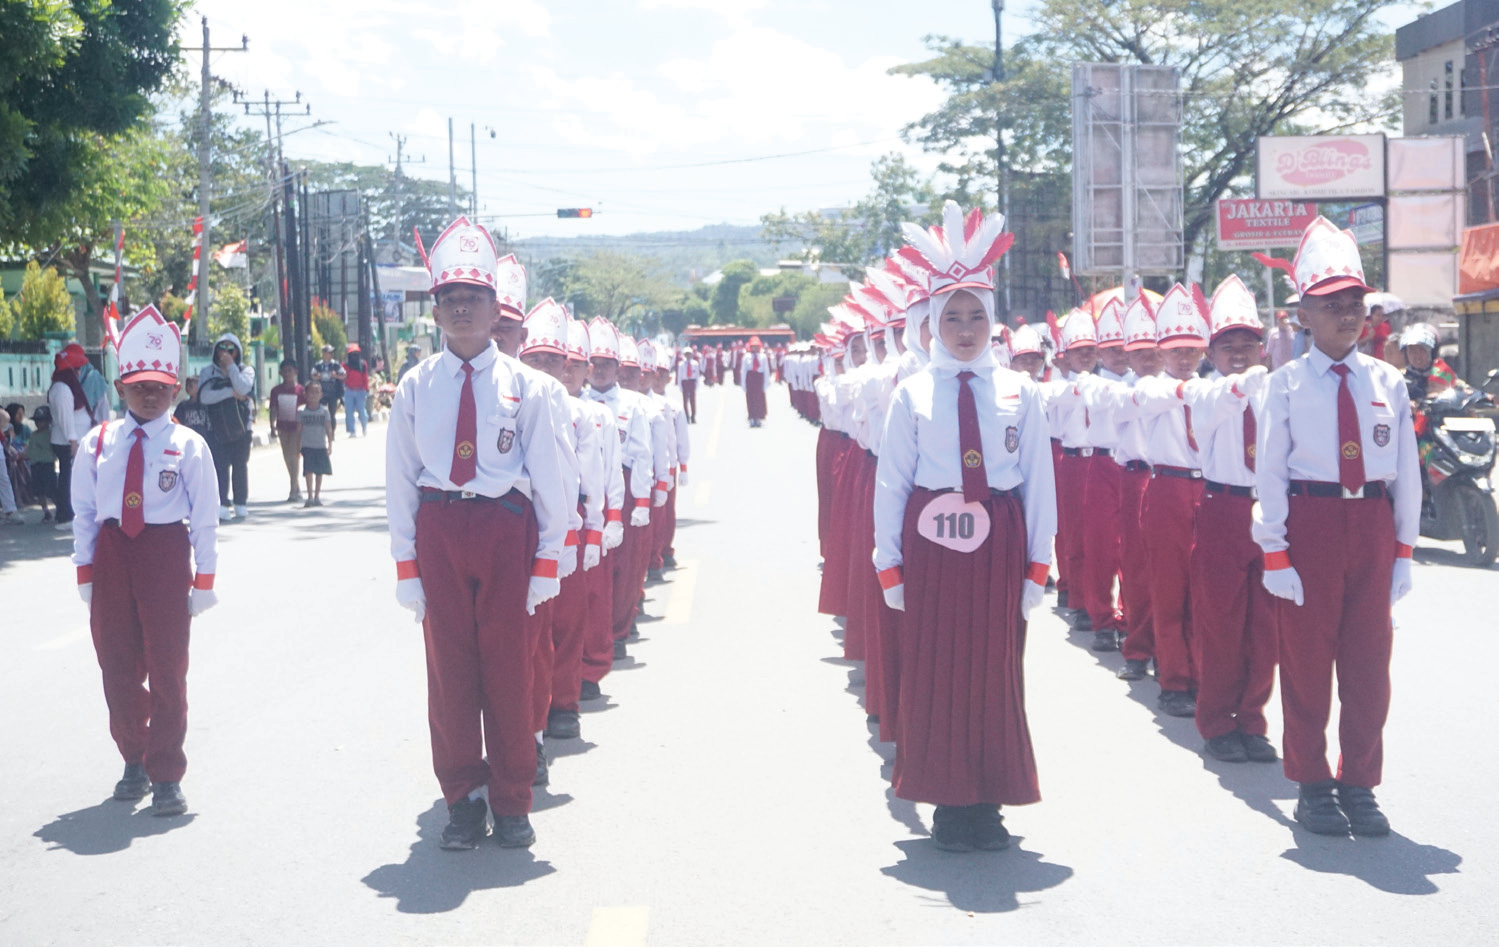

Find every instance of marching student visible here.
[874,203,1055,852]
[741,336,771,427]
[1128,285,1210,718]
[675,345,700,423]
[621,336,669,610]
[1050,311,1099,629]
[386,217,570,850]
[650,344,690,570]
[1072,299,1130,651]
[72,305,220,817]
[1253,218,1419,836]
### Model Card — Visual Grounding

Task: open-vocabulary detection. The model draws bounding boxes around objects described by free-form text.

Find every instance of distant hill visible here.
[512,223,782,286]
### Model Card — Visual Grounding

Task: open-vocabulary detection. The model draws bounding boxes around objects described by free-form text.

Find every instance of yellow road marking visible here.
[693,480,712,507]
[662,559,698,626]
[584,905,650,947]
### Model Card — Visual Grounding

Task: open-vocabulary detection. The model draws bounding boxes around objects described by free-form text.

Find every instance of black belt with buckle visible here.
[420,487,527,515]
[1123,460,1152,473]
[1289,480,1389,500]
[1154,465,1204,480]
[1205,479,1257,498]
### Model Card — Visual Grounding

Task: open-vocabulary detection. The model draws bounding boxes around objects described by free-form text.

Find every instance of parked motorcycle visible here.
[1416,369,1499,567]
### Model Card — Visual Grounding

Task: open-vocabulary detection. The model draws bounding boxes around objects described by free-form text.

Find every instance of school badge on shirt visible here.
[497,429,515,454]
[158,470,178,491]
[1005,426,1019,453]
[1373,424,1390,447]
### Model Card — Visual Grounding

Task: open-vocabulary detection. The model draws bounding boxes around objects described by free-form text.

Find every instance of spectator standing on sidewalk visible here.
[198,333,256,521]
[268,360,306,502]
[172,378,212,440]
[343,344,371,437]
[397,344,423,382]
[298,381,334,507]
[311,345,346,431]
[0,408,19,525]
[48,347,93,529]
[24,406,57,522]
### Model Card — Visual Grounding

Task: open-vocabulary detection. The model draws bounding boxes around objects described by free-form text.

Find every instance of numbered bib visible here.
[917,492,990,553]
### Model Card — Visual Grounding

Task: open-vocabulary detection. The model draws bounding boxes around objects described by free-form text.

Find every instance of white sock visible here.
[467,787,485,802]
[535,732,544,744]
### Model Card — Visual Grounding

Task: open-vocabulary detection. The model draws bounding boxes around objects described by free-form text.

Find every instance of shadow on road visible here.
[361,800,555,913]
[0,519,73,572]
[1412,545,1496,570]
[880,836,1074,913]
[1280,831,1462,894]
[33,799,196,855]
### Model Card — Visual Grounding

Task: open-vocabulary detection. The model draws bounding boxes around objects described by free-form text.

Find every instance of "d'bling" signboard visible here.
[1256,134,1386,200]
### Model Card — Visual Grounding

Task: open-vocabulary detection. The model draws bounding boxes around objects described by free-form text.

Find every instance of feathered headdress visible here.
[897,200,1013,296]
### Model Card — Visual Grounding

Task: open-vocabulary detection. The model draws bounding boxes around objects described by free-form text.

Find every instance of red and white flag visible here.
[182,217,203,335]
[214,240,248,269]
[104,227,125,349]
[1057,251,1071,281]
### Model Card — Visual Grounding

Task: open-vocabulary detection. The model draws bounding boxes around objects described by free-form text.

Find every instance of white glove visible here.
[526,575,561,615]
[602,520,624,550]
[188,587,219,617]
[1262,566,1304,607]
[882,583,905,611]
[677,468,688,487]
[78,583,92,607]
[1390,558,1413,605]
[630,507,651,528]
[396,577,426,623]
[1020,580,1046,620]
[583,543,601,571]
[558,544,578,580]
[652,489,668,507]
[1235,365,1269,399]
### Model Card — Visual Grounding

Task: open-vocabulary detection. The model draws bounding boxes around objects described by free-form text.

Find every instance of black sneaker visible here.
[613,640,627,660]
[662,553,677,569]
[1091,630,1119,652]
[1336,783,1390,837]
[930,805,974,852]
[1241,733,1278,763]
[149,782,188,817]
[495,814,536,848]
[440,796,489,850]
[1295,780,1350,836]
[969,805,1010,851]
[113,763,149,801]
[580,680,602,701]
[1056,590,1070,609]
[532,742,549,787]
[1157,689,1196,717]
[646,568,664,584]
[1116,658,1150,681]
[1071,610,1093,631]
[545,708,581,740]
[1204,732,1248,762]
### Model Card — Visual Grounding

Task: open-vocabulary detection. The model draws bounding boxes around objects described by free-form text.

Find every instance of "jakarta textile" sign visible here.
[1216,199,1321,250]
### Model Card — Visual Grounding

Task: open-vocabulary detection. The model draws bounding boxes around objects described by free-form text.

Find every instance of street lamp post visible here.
[992,0,1012,316]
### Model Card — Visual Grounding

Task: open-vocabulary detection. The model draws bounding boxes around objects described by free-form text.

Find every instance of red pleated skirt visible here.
[841,449,878,661]
[892,487,1040,807]
[817,437,856,616]
[815,428,840,558]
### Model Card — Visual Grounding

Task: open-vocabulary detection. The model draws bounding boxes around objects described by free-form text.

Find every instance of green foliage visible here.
[710,259,759,324]
[311,301,346,355]
[9,261,75,339]
[682,297,711,329]
[210,281,250,342]
[0,284,10,338]
[564,250,676,326]
[788,283,849,339]
[738,271,816,328]
[303,160,468,266]
[156,290,188,326]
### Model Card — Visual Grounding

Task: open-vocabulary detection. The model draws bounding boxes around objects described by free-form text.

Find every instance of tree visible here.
[9,261,74,339]
[710,259,758,324]
[0,284,10,338]
[738,271,816,328]
[310,300,346,354]
[303,160,469,265]
[892,0,1397,308]
[210,281,250,341]
[565,250,674,324]
[788,282,849,339]
[0,0,180,241]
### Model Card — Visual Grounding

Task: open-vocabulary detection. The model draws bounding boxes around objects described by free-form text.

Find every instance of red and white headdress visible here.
[1121,295,1157,351]
[1010,324,1046,358]
[1059,308,1099,351]
[1253,216,1373,298]
[587,316,621,361]
[1094,298,1126,348]
[115,305,181,385]
[1155,283,1210,349]
[565,317,591,362]
[495,254,528,319]
[897,200,1013,298]
[421,216,498,294]
[519,298,569,357]
[618,334,641,368]
[1208,275,1262,341]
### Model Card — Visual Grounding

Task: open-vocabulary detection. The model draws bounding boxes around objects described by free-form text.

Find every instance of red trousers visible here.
[1050,439,1068,591]
[1142,474,1203,692]
[1056,453,1089,597]
[580,546,615,685]
[1190,491,1277,740]
[1118,466,1154,662]
[90,521,192,783]
[416,495,538,816]
[1081,453,1124,631]
[1280,495,1395,787]
[611,469,650,641]
[549,564,589,714]
[680,379,697,421]
[651,485,677,570]
[529,601,554,733]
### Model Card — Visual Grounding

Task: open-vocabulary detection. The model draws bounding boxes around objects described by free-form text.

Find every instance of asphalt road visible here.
[1,380,1495,946]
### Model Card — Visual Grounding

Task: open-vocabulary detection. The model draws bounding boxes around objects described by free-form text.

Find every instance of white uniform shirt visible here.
[579,398,624,519]
[1101,371,1150,466]
[1181,372,1260,488]
[676,354,700,384]
[1081,367,1128,451]
[1052,371,1092,449]
[386,342,571,567]
[874,367,1057,571]
[1253,348,1420,553]
[1132,373,1204,471]
[72,412,220,575]
[585,383,654,503]
[670,391,691,468]
[640,391,672,490]
[48,381,94,446]
[570,397,606,534]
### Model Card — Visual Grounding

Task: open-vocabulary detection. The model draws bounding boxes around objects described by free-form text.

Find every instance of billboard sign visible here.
[1216,199,1319,250]
[1348,203,1384,245]
[1257,134,1386,200]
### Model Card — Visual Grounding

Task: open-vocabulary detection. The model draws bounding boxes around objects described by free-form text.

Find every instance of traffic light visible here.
[557,208,593,218]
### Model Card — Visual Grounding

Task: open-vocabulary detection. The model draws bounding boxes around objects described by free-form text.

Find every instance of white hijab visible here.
[914,287,998,378]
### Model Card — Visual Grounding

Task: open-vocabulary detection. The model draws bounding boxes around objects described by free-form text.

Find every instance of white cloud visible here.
[639,0,766,29]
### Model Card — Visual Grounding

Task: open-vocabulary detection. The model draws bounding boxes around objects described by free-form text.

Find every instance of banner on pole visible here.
[1215,199,1320,250]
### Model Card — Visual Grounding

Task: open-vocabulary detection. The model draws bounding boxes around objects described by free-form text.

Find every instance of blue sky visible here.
[189,0,1413,239]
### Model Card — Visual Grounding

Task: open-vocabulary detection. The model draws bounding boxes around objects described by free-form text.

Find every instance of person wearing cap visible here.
[1127,284,1211,718]
[1172,276,1279,764]
[71,306,220,817]
[675,346,700,423]
[197,333,256,521]
[584,318,655,662]
[47,345,95,528]
[648,343,690,572]
[1397,322,1460,404]
[1046,310,1100,629]
[874,203,1053,852]
[311,345,346,429]
[343,344,371,437]
[1252,217,1420,836]
[741,336,771,427]
[386,218,570,850]
[817,316,869,625]
[397,343,424,382]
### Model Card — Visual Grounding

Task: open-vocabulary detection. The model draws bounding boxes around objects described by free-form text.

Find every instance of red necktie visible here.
[121,428,146,538]
[1243,404,1257,472]
[450,362,477,486]
[957,371,988,503]
[1330,363,1364,491]
[1183,405,1199,452]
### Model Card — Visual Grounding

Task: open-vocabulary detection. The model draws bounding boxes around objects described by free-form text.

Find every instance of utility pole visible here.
[186,18,248,344]
[992,0,1011,316]
[389,133,406,264]
[243,90,307,361]
[448,117,458,215]
[470,122,479,217]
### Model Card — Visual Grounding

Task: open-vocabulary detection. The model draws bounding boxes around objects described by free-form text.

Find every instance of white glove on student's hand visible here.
[1236,365,1270,399]
[188,588,219,617]
[1020,580,1046,620]
[602,520,624,550]
[882,583,905,612]
[526,576,561,615]
[630,507,650,528]
[1390,558,1413,605]
[78,583,92,607]
[677,468,688,487]
[1262,567,1304,607]
[583,543,601,571]
[558,545,578,580]
[652,488,668,507]
[395,577,426,623]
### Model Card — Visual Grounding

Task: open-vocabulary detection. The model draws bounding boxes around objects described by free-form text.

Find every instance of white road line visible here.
[34,630,88,651]
[662,559,698,626]
[693,479,712,507]
[584,905,650,947]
